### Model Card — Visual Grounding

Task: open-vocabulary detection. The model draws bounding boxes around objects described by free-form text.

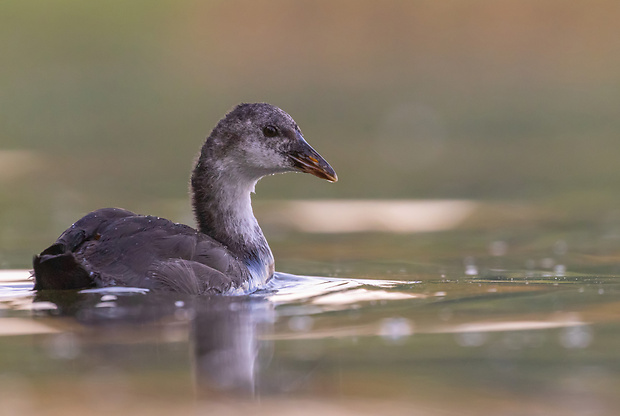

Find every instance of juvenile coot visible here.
[33,103,337,295]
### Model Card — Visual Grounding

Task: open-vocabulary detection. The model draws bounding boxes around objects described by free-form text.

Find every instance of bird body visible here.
[33,103,337,295]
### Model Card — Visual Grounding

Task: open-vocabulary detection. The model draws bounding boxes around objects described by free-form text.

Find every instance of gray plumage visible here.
[33,103,337,295]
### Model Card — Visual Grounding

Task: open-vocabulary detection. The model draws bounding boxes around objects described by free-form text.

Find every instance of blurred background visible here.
[2,0,620,268]
[2,4,620,413]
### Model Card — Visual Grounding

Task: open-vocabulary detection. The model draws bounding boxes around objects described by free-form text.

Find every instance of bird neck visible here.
[191,158,274,289]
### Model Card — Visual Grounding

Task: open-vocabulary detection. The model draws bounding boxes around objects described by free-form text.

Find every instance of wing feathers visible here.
[34,208,247,294]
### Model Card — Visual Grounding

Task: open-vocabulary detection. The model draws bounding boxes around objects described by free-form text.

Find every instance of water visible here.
[1,246,619,416]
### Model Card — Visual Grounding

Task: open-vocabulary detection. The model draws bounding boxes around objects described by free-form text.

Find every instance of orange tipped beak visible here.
[290,148,337,182]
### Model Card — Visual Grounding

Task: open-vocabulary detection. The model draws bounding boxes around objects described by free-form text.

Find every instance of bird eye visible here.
[262,125,278,137]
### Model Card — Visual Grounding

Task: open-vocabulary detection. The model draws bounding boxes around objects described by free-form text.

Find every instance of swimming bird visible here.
[33,103,337,295]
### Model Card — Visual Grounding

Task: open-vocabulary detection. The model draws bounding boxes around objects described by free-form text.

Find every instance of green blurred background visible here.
[2,0,620,267]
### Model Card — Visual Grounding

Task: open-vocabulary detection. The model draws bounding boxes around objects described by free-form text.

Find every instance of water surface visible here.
[1,235,619,416]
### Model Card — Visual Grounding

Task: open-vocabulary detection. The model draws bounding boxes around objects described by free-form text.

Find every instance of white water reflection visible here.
[261,199,477,233]
[311,289,420,305]
[378,317,414,344]
[0,269,31,282]
[437,317,588,334]
[259,272,420,305]
[0,318,59,336]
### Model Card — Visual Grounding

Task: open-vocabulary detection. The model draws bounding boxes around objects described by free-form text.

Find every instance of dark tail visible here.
[32,207,136,291]
[33,243,94,290]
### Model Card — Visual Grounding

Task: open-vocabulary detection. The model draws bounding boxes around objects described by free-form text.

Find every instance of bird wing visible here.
[72,211,244,293]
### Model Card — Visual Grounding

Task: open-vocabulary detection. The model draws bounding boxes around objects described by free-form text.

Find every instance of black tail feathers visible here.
[33,244,94,290]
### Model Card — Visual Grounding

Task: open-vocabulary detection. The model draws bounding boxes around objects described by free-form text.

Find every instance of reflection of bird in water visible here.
[33,103,337,295]
[191,296,274,396]
[34,290,274,396]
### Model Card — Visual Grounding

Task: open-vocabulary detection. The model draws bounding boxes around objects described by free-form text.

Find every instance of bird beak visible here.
[290,135,338,182]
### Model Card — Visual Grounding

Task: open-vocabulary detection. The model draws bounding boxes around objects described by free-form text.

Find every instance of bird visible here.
[33,103,337,295]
